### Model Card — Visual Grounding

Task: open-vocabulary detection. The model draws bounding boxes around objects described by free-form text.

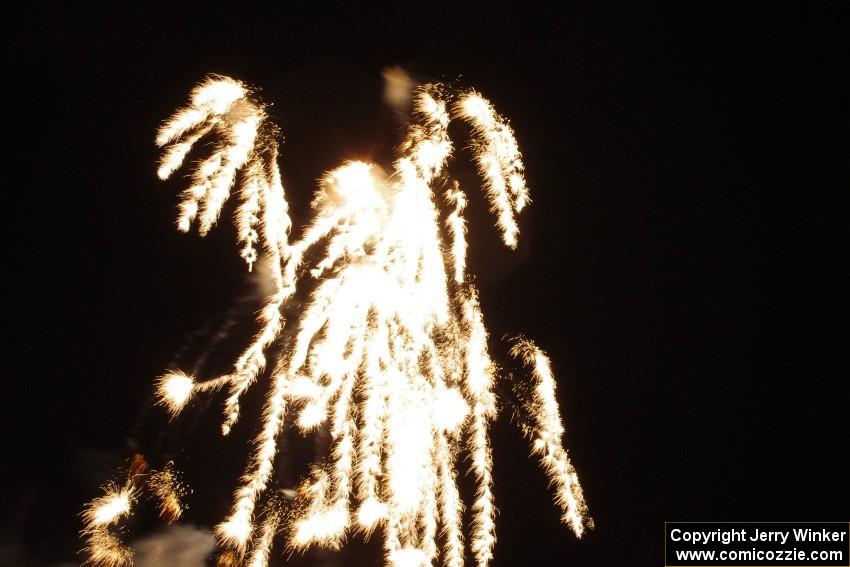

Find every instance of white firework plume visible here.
[83,74,591,567]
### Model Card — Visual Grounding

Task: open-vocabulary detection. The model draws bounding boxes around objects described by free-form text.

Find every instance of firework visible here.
[148,462,188,524]
[83,73,591,567]
[82,483,136,567]
[82,457,190,566]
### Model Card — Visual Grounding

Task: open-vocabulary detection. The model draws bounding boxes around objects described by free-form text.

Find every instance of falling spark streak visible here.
[509,339,593,536]
[445,182,467,285]
[246,498,284,567]
[83,74,591,566]
[454,92,529,249]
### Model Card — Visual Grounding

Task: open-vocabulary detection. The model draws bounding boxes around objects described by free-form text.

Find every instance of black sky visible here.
[4,4,847,566]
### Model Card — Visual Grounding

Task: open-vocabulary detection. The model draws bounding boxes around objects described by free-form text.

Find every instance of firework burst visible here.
[83,73,591,567]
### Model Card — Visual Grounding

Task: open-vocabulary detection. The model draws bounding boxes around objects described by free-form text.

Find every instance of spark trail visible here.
[83,74,591,567]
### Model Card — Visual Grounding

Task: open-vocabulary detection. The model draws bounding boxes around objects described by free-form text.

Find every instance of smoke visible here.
[133,525,215,567]
[382,66,416,121]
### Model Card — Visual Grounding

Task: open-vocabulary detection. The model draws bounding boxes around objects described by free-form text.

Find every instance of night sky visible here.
[4,4,847,566]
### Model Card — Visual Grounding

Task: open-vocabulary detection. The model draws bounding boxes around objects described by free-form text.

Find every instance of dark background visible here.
[4,4,847,566]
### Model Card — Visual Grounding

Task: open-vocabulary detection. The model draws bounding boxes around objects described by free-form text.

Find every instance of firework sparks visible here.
[509,339,593,536]
[148,462,188,524]
[82,457,191,566]
[82,483,136,567]
[83,73,591,566]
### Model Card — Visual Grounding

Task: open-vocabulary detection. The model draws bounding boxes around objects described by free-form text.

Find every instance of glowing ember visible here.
[148,462,188,524]
[82,73,591,567]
